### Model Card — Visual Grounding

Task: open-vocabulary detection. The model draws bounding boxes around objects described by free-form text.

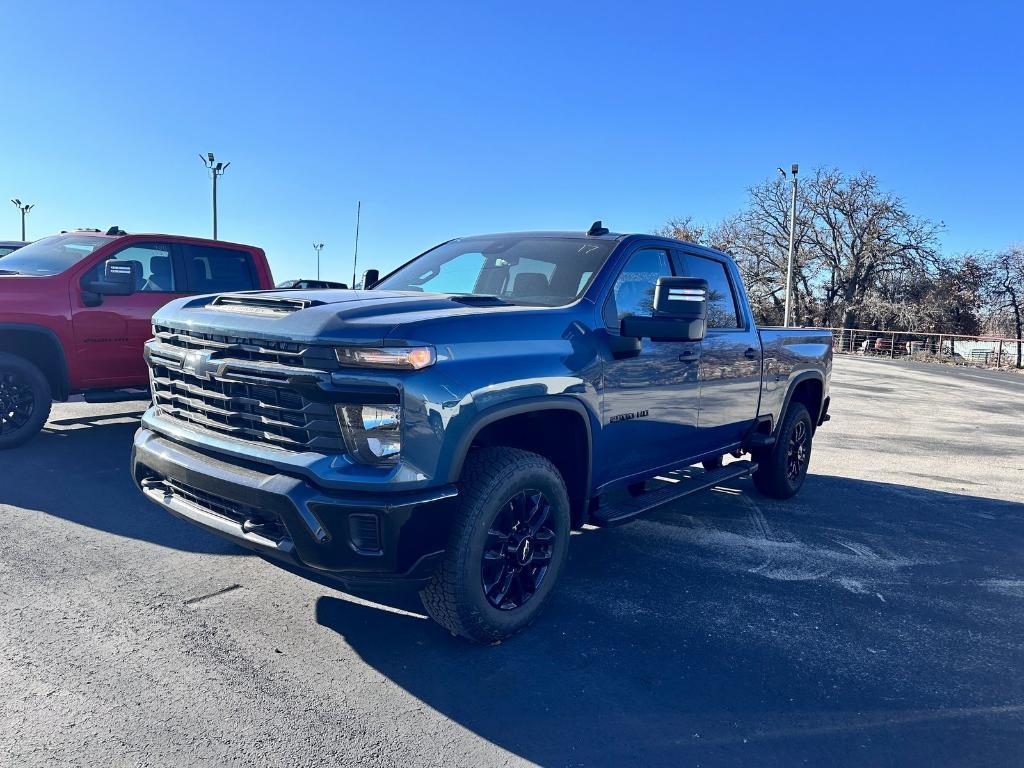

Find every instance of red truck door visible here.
[70,239,265,390]
[71,240,188,388]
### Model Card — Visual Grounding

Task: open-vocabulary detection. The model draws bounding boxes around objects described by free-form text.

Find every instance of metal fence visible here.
[825,327,1024,370]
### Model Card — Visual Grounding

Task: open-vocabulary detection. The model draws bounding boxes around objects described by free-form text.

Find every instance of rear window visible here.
[180,244,257,293]
[0,234,113,276]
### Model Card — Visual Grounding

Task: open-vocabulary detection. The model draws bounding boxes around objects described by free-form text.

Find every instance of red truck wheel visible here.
[0,353,52,449]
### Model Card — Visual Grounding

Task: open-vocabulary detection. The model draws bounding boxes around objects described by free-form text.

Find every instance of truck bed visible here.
[757,327,833,428]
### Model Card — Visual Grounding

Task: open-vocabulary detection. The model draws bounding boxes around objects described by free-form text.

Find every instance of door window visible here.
[683,254,741,328]
[180,244,257,293]
[604,248,673,327]
[84,242,177,292]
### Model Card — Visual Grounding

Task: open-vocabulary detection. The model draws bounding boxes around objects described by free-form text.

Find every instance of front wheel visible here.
[0,353,52,450]
[751,403,813,499]
[420,447,570,643]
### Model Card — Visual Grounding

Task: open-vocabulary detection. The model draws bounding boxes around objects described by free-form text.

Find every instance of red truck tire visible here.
[0,352,52,449]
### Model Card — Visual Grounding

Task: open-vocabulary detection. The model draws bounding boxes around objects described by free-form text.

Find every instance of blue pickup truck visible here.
[132,224,832,642]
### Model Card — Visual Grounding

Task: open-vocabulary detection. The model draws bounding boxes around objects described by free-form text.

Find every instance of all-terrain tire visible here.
[419,447,571,644]
[0,352,52,450]
[751,402,812,499]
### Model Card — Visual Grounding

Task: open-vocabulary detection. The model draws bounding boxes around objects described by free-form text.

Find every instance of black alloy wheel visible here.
[0,371,35,436]
[751,402,813,499]
[786,419,809,483]
[481,489,557,610]
[419,446,571,643]
[0,353,51,449]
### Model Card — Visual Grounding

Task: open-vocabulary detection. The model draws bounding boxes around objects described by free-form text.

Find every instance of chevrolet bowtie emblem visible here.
[181,349,217,380]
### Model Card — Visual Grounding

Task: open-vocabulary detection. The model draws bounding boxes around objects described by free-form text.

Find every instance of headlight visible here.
[335,346,435,370]
[337,403,401,465]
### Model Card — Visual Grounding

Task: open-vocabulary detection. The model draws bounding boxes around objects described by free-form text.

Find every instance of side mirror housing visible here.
[87,259,140,296]
[361,268,380,289]
[620,276,708,342]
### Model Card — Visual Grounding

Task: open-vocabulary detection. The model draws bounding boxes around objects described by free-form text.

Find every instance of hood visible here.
[152,288,551,345]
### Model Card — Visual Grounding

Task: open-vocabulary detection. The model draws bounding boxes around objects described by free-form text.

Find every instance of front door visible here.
[71,241,186,387]
[598,246,701,485]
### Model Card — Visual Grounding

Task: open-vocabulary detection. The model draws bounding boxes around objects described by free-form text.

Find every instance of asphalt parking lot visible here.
[2,356,1023,767]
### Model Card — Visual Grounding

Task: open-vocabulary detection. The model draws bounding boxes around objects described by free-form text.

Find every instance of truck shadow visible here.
[1,408,239,556]
[315,475,1024,767]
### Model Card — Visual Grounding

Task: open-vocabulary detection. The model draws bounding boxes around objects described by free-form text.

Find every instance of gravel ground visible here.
[2,356,1023,767]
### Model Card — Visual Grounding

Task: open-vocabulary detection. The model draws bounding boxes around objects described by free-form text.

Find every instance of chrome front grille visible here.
[147,325,345,453]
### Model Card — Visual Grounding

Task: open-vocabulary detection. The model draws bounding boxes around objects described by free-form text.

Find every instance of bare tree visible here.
[654,216,724,249]
[803,169,942,328]
[986,246,1024,367]
[658,169,963,335]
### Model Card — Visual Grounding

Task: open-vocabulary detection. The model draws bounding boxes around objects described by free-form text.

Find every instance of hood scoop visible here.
[209,294,328,316]
[448,294,510,307]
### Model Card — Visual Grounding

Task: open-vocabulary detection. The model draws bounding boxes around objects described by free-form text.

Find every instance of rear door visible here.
[676,251,761,451]
[71,241,187,386]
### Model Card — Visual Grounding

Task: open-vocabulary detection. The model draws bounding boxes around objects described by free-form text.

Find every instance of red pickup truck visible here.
[0,228,273,448]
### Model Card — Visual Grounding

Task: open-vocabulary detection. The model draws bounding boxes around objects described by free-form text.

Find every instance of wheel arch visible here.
[0,323,69,400]
[779,371,825,434]
[446,397,594,527]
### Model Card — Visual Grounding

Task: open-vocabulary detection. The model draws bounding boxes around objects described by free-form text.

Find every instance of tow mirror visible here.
[361,269,380,289]
[620,276,707,342]
[86,259,140,297]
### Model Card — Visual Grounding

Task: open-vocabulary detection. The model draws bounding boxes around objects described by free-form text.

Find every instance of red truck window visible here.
[180,243,257,293]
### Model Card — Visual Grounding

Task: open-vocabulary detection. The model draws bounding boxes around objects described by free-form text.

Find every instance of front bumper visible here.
[132,427,457,586]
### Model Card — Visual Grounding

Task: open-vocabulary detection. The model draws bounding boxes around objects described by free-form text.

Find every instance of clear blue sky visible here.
[2,0,1021,282]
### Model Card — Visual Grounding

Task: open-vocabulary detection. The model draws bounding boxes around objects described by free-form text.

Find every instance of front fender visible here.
[440,395,597,486]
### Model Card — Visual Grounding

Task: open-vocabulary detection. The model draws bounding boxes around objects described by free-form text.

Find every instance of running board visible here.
[590,460,757,528]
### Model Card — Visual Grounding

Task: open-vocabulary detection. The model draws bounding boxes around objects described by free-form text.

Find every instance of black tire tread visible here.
[751,402,811,499]
[420,446,567,643]
[0,352,52,450]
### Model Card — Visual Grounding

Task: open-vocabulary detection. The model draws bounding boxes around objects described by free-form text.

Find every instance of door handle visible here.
[679,350,701,363]
[744,347,759,360]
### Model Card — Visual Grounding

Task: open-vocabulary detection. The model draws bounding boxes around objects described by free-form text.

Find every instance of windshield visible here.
[0,246,22,258]
[375,235,616,306]
[0,234,113,276]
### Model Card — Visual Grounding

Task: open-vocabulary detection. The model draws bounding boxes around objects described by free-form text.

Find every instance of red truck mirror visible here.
[87,259,140,297]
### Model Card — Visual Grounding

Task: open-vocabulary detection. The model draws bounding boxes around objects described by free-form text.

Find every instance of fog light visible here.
[337,403,401,465]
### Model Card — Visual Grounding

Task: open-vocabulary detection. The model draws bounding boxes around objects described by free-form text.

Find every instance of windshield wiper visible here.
[0,269,22,275]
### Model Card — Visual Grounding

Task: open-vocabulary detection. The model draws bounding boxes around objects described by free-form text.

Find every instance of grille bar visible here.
[147,326,349,453]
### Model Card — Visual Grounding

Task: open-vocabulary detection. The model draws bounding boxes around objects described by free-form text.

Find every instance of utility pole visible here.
[10,199,34,241]
[199,153,230,239]
[779,163,799,326]
[351,201,362,288]
[313,242,325,280]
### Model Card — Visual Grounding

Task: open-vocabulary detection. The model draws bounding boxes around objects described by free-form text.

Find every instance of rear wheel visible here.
[0,353,51,450]
[701,455,724,472]
[420,447,570,643]
[751,403,813,499]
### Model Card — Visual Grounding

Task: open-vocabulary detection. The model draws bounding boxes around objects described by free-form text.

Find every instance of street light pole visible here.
[199,153,230,239]
[351,201,361,288]
[10,199,34,241]
[313,242,325,280]
[780,163,799,327]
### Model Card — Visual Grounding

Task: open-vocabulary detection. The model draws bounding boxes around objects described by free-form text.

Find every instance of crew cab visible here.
[0,229,274,448]
[131,224,831,642]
